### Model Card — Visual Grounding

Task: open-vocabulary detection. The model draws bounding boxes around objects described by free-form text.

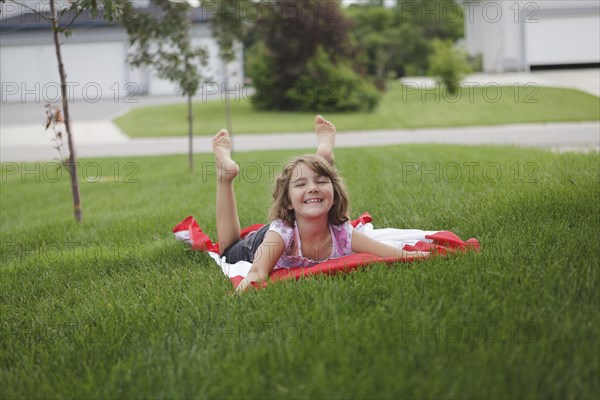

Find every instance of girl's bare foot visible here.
[315,115,336,164]
[212,129,239,183]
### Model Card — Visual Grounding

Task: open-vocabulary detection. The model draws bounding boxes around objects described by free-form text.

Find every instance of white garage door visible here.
[525,13,600,66]
[1,41,126,102]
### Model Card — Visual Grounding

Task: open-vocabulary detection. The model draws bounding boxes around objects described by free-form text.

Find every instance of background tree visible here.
[125,0,208,172]
[428,38,471,94]
[345,0,464,79]
[1,0,135,223]
[245,0,379,112]
[345,6,396,89]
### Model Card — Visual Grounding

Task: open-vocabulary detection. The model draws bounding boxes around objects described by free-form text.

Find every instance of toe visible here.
[213,130,229,145]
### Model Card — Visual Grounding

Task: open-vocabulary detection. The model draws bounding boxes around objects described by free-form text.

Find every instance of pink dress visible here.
[268,219,354,269]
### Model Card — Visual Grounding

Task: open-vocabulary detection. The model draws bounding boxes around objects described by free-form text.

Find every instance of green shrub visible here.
[291,47,380,112]
[244,42,277,111]
[246,45,380,113]
[427,38,472,94]
[345,2,464,79]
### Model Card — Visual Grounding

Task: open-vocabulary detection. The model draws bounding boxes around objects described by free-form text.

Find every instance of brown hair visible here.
[269,154,351,227]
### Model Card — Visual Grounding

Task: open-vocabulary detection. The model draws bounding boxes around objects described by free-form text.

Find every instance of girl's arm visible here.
[351,229,429,259]
[235,231,286,293]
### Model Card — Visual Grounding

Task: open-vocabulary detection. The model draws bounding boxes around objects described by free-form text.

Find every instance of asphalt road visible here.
[2,69,598,162]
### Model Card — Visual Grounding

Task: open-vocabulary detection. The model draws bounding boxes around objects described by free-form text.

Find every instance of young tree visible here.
[209,0,248,138]
[428,38,471,95]
[125,0,208,172]
[1,0,134,223]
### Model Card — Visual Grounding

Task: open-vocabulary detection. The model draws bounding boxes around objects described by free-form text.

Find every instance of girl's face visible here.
[287,162,335,221]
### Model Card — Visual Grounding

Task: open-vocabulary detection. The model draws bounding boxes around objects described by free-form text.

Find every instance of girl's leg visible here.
[212,130,241,252]
[315,115,336,165]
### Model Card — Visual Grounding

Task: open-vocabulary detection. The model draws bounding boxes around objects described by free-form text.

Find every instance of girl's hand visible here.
[234,231,285,294]
[235,272,259,294]
[235,271,266,294]
[235,277,252,294]
[402,250,430,259]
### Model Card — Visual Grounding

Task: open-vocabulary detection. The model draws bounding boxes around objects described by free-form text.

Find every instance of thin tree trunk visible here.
[50,0,82,222]
[222,58,233,137]
[188,93,193,172]
[225,93,233,136]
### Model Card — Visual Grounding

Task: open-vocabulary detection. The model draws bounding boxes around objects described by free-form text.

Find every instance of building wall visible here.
[0,0,151,18]
[464,0,600,72]
[0,20,244,102]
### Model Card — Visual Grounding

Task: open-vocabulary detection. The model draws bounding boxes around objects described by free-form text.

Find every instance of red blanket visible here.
[173,212,480,288]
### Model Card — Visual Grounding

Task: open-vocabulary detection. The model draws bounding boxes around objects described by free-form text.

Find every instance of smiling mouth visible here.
[304,199,323,204]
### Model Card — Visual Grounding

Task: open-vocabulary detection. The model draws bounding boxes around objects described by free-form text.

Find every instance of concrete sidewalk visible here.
[2,122,598,162]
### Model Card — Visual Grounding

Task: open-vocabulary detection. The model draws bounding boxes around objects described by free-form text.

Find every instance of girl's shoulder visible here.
[330,220,353,255]
[268,219,295,243]
[330,220,353,234]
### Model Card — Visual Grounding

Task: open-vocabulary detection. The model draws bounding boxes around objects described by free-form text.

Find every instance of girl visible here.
[212,116,428,292]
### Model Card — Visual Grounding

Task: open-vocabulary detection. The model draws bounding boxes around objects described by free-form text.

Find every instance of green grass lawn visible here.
[114,82,600,137]
[1,145,599,398]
